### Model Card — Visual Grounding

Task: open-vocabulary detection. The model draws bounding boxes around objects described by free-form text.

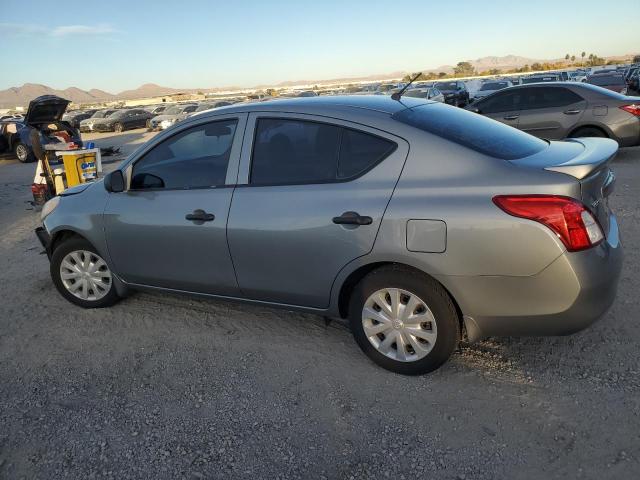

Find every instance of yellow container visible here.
[60,151,98,187]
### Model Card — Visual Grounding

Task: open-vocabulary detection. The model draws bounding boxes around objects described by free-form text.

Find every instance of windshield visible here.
[93,110,111,119]
[436,82,457,90]
[393,103,547,160]
[587,75,625,86]
[110,110,127,118]
[195,104,213,112]
[480,82,508,91]
[164,106,182,115]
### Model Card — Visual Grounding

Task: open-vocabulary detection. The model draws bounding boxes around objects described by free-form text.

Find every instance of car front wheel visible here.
[114,123,124,133]
[349,265,459,375]
[51,237,120,308]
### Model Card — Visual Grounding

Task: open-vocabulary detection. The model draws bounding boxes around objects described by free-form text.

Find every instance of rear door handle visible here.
[563,109,582,115]
[503,115,519,120]
[185,209,215,223]
[332,211,373,226]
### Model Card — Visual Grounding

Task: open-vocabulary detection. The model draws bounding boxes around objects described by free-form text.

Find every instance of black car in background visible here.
[90,109,154,133]
[434,81,470,107]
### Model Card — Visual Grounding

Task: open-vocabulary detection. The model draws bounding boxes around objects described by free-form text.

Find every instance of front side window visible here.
[476,91,521,114]
[131,119,237,190]
[250,118,396,185]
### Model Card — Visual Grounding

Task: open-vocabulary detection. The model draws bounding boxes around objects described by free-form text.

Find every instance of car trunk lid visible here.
[25,95,70,125]
[512,137,618,235]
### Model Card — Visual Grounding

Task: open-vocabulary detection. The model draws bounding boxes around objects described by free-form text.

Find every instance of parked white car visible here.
[472,80,513,101]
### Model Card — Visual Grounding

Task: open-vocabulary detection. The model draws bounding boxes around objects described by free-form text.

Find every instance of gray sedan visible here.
[467,82,640,146]
[35,96,623,374]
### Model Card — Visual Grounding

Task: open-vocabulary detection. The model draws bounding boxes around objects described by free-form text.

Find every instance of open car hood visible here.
[25,95,71,125]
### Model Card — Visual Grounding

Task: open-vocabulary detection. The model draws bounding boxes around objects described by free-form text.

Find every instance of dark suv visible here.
[434,81,469,107]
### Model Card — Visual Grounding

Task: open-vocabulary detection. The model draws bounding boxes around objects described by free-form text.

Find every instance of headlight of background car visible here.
[41,196,60,221]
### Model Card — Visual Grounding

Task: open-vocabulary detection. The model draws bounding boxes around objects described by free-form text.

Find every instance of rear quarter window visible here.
[393,103,547,160]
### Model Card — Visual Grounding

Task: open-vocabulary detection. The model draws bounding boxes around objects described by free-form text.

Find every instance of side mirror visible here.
[104,170,125,193]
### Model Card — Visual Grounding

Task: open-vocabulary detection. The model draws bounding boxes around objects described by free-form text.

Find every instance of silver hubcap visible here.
[59,250,112,301]
[16,144,27,161]
[362,288,437,362]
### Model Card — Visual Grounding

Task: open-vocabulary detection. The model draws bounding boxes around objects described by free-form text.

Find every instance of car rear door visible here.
[226,112,409,308]
[517,86,587,139]
[103,114,247,295]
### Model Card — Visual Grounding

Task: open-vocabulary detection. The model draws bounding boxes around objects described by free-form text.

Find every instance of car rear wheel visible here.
[14,142,34,163]
[114,123,124,133]
[51,237,120,308]
[348,265,459,375]
[569,127,607,138]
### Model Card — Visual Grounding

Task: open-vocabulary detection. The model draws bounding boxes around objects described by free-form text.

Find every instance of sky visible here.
[0,0,636,93]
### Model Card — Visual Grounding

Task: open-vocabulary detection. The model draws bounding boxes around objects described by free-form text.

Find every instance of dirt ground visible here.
[0,130,639,479]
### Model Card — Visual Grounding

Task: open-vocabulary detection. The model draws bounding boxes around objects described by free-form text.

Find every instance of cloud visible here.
[51,24,116,37]
[0,22,117,38]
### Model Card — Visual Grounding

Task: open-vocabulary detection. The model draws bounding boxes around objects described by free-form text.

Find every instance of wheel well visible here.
[337,262,464,336]
[49,230,86,254]
[568,124,609,138]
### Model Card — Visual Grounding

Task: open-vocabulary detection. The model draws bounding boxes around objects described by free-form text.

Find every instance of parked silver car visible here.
[467,82,640,147]
[35,96,623,374]
[148,104,198,131]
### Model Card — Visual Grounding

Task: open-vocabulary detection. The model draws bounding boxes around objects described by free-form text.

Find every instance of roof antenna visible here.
[391,72,422,101]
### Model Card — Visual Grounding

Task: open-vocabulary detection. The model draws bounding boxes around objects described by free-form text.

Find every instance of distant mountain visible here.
[116,83,189,100]
[429,55,542,74]
[0,83,115,109]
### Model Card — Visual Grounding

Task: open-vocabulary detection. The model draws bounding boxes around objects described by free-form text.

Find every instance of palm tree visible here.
[565,54,570,62]
[571,55,576,63]
[581,51,586,66]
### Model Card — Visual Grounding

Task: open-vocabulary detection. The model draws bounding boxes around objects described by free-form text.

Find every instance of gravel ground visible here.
[0,133,639,479]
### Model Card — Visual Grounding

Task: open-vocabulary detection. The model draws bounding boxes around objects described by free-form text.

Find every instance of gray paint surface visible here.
[42,95,623,340]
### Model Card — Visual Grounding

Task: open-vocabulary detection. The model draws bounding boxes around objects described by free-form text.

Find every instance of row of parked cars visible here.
[63,100,236,134]
[384,64,640,148]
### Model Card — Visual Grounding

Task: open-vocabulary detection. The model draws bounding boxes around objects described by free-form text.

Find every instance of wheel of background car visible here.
[569,127,607,138]
[114,123,124,133]
[14,142,33,163]
[146,119,151,128]
[348,265,459,375]
[50,237,121,309]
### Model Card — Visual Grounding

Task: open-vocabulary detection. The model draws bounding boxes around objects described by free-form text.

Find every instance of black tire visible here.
[569,127,607,138]
[14,142,34,163]
[50,237,121,308]
[348,265,460,375]
[114,123,124,133]
[146,119,151,128]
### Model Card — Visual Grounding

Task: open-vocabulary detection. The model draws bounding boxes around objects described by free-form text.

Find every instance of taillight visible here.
[31,183,47,194]
[620,104,640,117]
[493,195,604,252]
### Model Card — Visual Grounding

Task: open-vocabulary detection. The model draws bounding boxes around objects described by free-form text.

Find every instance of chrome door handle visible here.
[503,115,519,120]
[563,109,581,115]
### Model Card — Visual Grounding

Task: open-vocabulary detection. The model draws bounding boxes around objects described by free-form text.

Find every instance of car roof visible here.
[209,95,430,116]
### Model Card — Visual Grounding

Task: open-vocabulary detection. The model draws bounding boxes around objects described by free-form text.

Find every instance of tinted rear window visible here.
[393,104,547,160]
[587,75,625,86]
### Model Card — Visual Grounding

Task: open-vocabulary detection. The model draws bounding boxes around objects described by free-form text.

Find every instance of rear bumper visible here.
[441,215,623,341]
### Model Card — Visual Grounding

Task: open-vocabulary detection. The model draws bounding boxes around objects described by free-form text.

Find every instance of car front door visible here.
[226,113,409,308]
[103,114,247,295]
[473,90,522,129]
[516,86,587,139]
